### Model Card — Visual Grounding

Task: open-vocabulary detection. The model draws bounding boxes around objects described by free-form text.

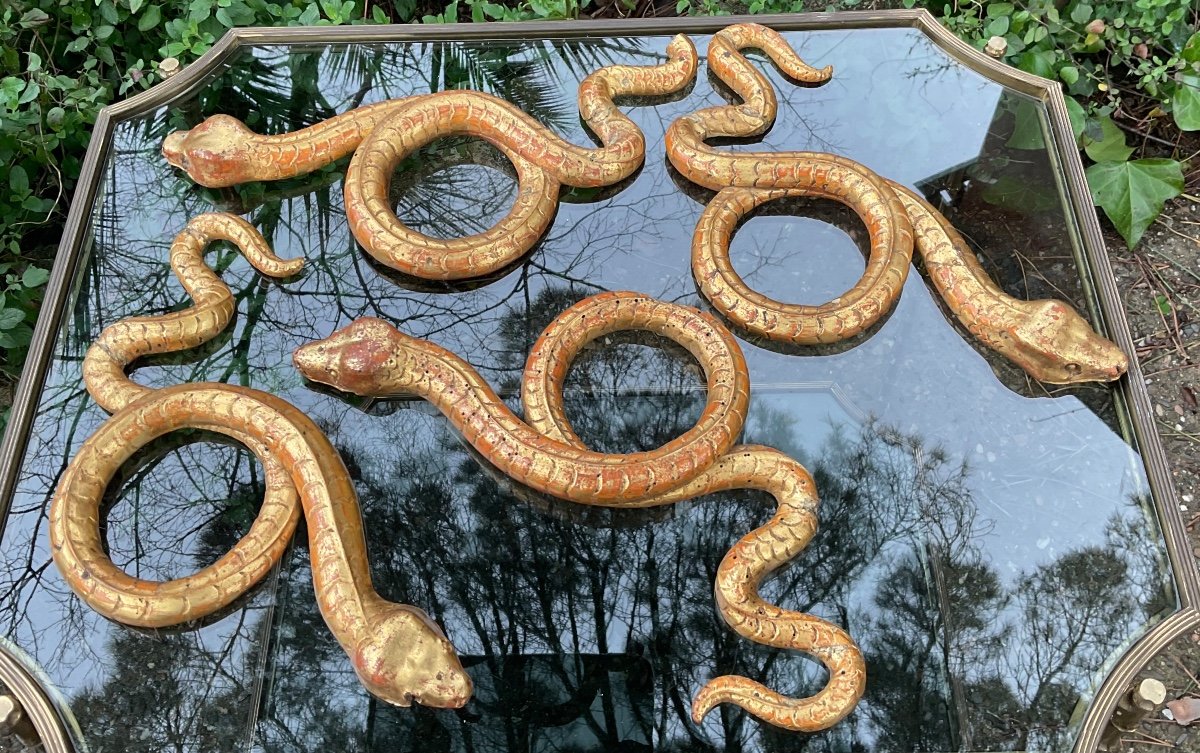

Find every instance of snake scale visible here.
[51,19,1134,741]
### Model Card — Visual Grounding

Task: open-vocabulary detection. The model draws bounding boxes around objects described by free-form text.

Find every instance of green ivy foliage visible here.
[0,0,383,381]
[931,0,1198,248]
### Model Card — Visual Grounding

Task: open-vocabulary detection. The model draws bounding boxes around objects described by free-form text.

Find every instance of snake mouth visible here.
[415,679,473,709]
[292,341,336,385]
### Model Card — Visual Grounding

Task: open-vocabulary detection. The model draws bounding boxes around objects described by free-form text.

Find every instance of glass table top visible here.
[0,20,1178,753]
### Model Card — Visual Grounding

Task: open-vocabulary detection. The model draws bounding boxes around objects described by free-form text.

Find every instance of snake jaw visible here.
[162,115,257,187]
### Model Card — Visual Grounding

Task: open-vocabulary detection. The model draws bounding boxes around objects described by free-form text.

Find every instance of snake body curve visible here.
[521,321,865,730]
[293,292,865,732]
[672,24,1128,384]
[163,37,698,280]
[52,213,474,709]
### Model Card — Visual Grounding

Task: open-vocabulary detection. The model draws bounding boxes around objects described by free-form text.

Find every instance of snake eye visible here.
[1065,363,1081,375]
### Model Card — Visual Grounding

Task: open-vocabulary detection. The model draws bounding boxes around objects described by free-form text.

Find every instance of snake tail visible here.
[684,450,864,732]
[702,23,832,141]
[82,213,302,413]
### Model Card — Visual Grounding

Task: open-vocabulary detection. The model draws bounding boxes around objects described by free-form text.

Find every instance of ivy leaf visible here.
[98,0,120,25]
[1065,97,1086,141]
[130,0,145,12]
[1184,31,1200,64]
[981,175,1059,213]
[1007,100,1046,149]
[0,325,31,348]
[1081,116,1133,162]
[16,82,40,106]
[18,8,50,27]
[1086,158,1183,248]
[0,309,24,331]
[138,5,161,31]
[1017,49,1056,79]
[986,17,1010,37]
[8,165,28,196]
[21,267,48,288]
[1173,73,1200,131]
[0,77,23,103]
[297,4,320,24]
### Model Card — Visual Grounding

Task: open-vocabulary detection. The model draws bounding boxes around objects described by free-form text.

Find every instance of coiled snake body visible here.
[53,214,474,709]
[162,37,698,280]
[56,21,1131,741]
[671,24,1128,385]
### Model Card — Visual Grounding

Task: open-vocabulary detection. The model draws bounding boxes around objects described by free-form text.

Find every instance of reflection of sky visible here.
[0,27,1174,753]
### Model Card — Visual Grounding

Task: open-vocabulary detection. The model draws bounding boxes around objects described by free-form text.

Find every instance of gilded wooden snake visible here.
[52,214,474,709]
[162,37,698,280]
[293,294,865,732]
[54,21,1131,738]
[671,24,1128,384]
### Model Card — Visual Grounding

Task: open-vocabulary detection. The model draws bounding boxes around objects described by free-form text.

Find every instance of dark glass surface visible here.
[0,28,1175,753]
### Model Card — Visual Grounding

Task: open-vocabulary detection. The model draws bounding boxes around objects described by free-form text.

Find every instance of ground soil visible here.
[1106,196,1200,752]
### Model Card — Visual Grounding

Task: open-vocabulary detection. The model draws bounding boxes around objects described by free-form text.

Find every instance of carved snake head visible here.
[355,604,473,709]
[1004,300,1128,384]
[294,318,415,397]
[162,115,258,188]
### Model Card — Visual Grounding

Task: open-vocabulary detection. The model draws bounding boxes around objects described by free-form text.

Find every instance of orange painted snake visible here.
[293,297,865,732]
[671,24,1128,384]
[162,36,698,280]
[50,214,863,732]
[53,214,474,708]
